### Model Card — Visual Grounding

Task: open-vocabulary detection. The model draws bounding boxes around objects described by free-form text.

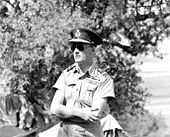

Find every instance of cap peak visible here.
[69,28,103,46]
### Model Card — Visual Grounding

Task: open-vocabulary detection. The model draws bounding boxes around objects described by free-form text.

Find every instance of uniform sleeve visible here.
[53,72,65,90]
[97,76,115,99]
[51,72,66,107]
[91,76,115,118]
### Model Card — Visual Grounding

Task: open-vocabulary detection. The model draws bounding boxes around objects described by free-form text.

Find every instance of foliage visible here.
[0,0,170,136]
[96,46,148,116]
[118,112,168,137]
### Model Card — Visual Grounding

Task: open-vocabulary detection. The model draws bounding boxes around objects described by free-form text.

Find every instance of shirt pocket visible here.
[84,83,98,105]
[65,82,77,101]
[87,84,98,92]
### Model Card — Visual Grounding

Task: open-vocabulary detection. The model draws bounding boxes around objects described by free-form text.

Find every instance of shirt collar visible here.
[74,62,97,76]
[88,63,97,75]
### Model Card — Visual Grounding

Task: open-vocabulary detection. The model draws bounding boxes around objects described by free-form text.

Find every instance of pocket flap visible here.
[87,84,98,91]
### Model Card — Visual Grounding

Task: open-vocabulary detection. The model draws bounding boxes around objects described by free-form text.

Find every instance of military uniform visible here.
[39,28,123,137]
[50,63,117,137]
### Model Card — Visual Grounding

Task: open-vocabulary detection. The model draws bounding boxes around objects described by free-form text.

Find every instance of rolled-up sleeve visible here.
[97,76,115,99]
[92,76,115,118]
[53,72,65,90]
[50,73,66,112]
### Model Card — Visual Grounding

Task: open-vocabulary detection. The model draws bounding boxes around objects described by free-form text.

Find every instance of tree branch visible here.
[3,0,15,8]
[135,12,170,22]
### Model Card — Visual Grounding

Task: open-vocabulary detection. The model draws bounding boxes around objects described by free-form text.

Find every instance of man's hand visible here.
[78,108,99,123]
[62,108,99,125]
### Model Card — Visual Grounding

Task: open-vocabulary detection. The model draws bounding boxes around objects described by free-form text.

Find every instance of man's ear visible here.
[94,45,102,55]
[90,45,95,52]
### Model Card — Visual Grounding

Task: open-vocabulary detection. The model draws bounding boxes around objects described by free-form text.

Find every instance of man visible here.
[39,28,123,137]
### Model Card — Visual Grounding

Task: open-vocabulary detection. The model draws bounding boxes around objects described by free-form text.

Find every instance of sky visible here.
[138,37,170,129]
[138,37,170,77]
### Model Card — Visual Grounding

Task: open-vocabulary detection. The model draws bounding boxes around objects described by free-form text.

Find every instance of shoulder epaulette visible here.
[97,68,109,78]
[66,64,76,72]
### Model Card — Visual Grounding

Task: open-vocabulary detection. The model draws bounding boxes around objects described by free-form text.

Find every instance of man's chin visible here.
[75,59,83,63]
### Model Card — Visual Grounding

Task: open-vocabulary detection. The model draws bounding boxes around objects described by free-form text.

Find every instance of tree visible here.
[0,0,170,136]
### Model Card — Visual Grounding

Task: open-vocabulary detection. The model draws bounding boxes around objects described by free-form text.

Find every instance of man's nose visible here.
[74,48,80,54]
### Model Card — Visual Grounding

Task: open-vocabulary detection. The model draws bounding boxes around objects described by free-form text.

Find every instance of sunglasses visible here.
[70,43,92,51]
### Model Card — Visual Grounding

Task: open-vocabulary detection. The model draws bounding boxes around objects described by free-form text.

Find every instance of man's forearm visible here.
[50,104,82,119]
[50,104,99,124]
[91,98,110,119]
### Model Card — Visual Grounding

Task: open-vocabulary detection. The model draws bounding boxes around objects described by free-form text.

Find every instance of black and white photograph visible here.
[0,0,170,137]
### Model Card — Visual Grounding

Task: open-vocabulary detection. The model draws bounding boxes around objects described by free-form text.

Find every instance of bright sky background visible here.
[138,37,170,129]
[138,37,170,77]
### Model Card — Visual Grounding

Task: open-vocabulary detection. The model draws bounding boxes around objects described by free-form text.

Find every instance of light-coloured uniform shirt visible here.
[52,63,115,137]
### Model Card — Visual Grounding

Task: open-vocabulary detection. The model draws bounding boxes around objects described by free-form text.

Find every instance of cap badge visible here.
[75,30,81,38]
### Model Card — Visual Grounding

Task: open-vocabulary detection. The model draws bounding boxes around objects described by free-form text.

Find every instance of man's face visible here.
[71,43,95,64]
